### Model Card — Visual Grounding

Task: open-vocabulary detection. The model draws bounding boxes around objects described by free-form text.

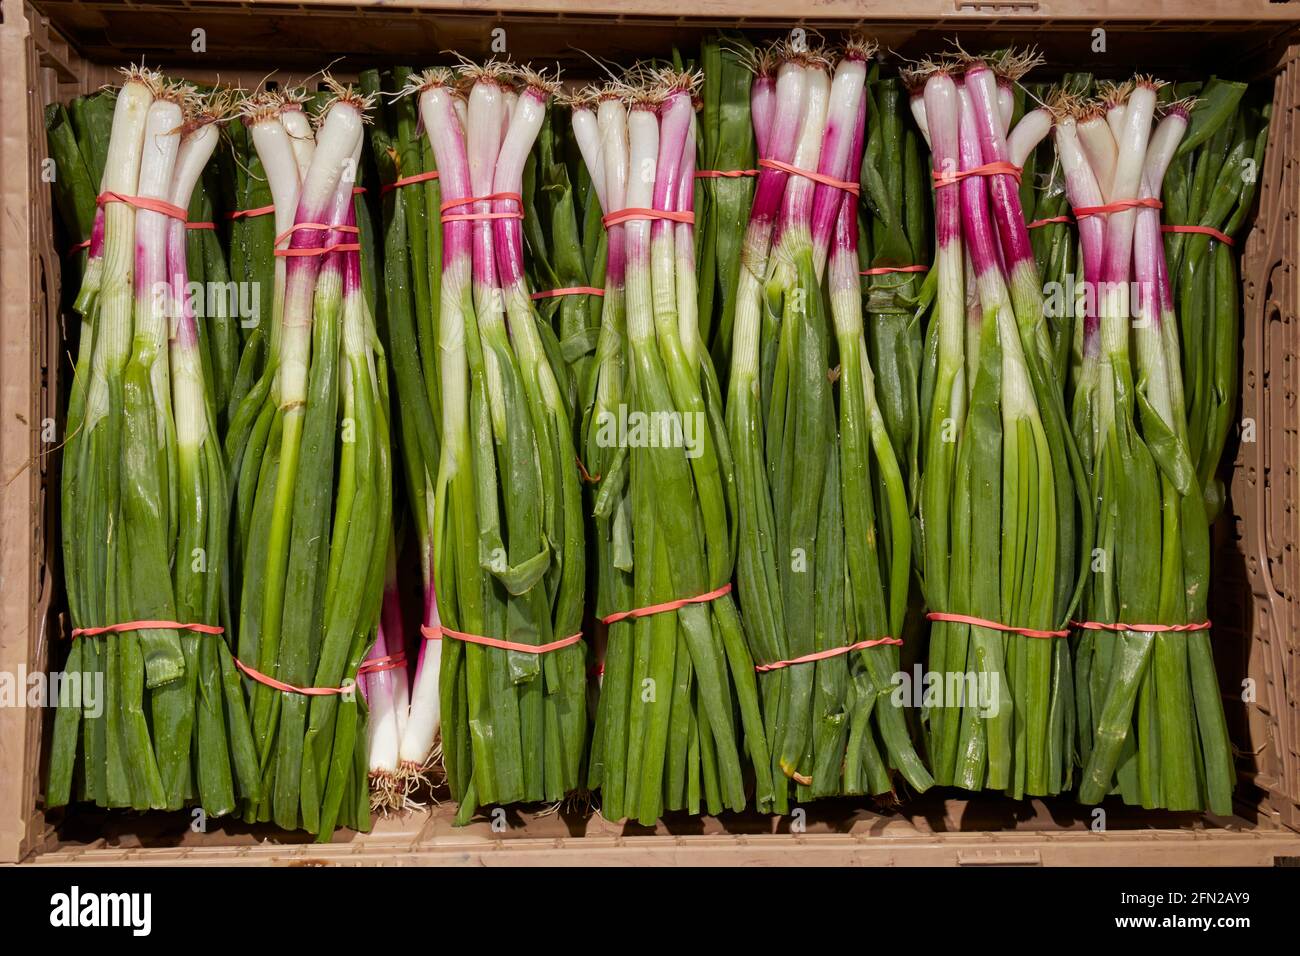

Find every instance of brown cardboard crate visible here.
[4,0,1300,865]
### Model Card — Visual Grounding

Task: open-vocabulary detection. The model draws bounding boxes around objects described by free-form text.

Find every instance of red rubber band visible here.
[420,624,583,655]
[1028,215,1075,229]
[759,157,860,196]
[441,210,524,223]
[926,610,1068,639]
[275,222,360,245]
[756,636,902,673]
[358,651,408,676]
[352,186,366,196]
[276,242,361,258]
[1071,620,1212,634]
[1160,224,1234,246]
[860,264,929,276]
[1072,197,1163,218]
[69,239,92,253]
[576,456,601,483]
[381,169,440,194]
[273,221,361,257]
[601,583,732,626]
[932,161,1022,188]
[229,204,275,220]
[694,169,758,179]
[97,190,188,221]
[186,221,216,231]
[234,657,354,696]
[439,191,523,223]
[71,620,224,638]
[601,207,696,228]
[531,286,606,300]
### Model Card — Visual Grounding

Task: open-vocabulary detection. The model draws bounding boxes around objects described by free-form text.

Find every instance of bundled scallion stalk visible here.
[49,69,260,816]
[575,68,773,823]
[724,39,930,806]
[229,81,391,835]
[359,67,445,790]
[1059,77,1256,813]
[912,52,1089,798]
[412,63,587,824]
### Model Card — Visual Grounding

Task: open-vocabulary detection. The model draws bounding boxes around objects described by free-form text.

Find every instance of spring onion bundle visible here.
[49,69,260,816]
[227,82,391,835]
[411,63,587,824]
[359,67,445,790]
[912,53,1089,798]
[574,68,773,822]
[722,39,931,805]
[1055,77,1263,813]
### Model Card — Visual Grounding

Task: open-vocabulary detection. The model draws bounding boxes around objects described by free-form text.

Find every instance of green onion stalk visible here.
[232,83,390,835]
[361,544,413,811]
[70,88,116,194]
[1065,79,1242,813]
[574,69,772,823]
[522,97,605,417]
[859,71,929,508]
[185,103,240,434]
[45,95,108,294]
[521,94,608,739]
[913,57,1088,798]
[46,92,108,519]
[315,192,394,835]
[1013,75,1093,389]
[359,67,444,792]
[858,67,932,699]
[1160,80,1269,523]
[218,111,276,427]
[724,40,930,807]
[413,64,586,825]
[225,92,310,607]
[570,88,634,807]
[697,33,756,382]
[49,71,260,816]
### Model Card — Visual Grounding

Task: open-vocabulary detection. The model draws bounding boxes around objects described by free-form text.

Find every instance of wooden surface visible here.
[0,0,60,865]
[5,0,1300,864]
[26,794,1300,866]
[26,1,1300,77]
